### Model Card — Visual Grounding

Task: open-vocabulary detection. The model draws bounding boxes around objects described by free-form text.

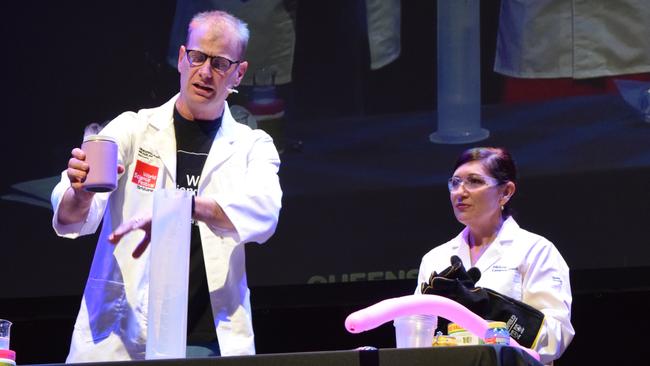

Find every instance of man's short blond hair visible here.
[187,10,250,59]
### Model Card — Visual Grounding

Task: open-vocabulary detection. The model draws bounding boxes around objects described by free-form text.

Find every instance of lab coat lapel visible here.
[202,104,238,176]
[457,229,473,268]
[475,239,503,275]
[148,96,177,185]
[475,217,517,274]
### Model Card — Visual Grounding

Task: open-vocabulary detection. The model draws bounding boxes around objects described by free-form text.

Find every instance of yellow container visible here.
[448,323,484,345]
[432,334,457,347]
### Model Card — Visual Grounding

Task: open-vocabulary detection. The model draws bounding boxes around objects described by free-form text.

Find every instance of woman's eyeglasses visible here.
[447,174,502,192]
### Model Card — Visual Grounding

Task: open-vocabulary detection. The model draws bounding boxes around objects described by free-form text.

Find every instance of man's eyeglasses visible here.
[447,174,502,192]
[185,49,241,73]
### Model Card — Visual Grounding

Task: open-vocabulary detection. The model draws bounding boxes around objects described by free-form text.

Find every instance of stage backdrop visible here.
[2,0,650,300]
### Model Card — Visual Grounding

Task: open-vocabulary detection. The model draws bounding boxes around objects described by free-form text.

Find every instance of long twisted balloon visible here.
[344,294,540,361]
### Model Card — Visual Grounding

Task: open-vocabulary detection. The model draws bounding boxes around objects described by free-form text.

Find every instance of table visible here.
[27,346,541,366]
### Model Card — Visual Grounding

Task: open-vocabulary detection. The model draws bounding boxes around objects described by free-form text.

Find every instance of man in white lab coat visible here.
[51,10,282,362]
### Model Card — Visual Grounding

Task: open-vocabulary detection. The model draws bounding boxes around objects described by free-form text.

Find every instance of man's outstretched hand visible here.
[109,216,152,258]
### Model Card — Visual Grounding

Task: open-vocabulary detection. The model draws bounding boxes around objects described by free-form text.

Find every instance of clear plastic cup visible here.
[0,319,11,350]
[393,314,437,348]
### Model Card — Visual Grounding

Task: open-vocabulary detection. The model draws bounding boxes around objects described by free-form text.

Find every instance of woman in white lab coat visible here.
[416,147,574,365]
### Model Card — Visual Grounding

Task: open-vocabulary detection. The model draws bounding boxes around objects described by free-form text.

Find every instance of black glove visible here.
[420,255,489,316]
[482,288,545,348]
[422,255,482,288]
[420,256,544,349]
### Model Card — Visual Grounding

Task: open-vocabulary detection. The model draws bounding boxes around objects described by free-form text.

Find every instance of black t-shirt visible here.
[173,107,222,344]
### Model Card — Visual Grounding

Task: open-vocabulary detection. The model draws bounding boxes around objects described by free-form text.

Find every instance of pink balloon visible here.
[344,294,540,361]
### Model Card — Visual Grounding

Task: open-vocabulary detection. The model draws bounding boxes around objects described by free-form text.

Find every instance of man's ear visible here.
[235,60,249,85]
[177,45,186,73]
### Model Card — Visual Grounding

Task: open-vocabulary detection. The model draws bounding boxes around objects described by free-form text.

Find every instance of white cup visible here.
[393,314,437,348]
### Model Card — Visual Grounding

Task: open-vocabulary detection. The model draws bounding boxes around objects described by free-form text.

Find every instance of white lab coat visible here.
[416,217,574,365]
[495,0,650,79]
[51,95,282,362]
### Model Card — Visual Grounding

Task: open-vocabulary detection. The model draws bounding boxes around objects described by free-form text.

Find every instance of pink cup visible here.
[81,135,118,193]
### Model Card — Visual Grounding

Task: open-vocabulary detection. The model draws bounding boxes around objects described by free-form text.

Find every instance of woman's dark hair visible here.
[453,147,517,218]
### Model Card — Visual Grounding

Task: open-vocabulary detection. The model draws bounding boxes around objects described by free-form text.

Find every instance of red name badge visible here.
[132,160,159,190]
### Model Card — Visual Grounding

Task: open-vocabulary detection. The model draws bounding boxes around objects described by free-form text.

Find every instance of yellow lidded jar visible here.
[448,322,484,346]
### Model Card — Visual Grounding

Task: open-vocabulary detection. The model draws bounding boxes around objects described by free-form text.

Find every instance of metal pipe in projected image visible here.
[430,0,489,144]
